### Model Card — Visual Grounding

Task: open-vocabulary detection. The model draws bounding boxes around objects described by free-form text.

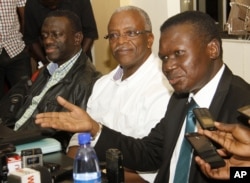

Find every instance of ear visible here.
[147,33,154,49]
[74,32,83,46]
[207,39,220,59]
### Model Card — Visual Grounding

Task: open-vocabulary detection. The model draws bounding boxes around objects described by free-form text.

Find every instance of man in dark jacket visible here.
[35,11,250,183]
[0,10,101,150]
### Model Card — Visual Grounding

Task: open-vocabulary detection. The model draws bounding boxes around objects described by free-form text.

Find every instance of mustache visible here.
[113,45,130,52]
[44,43,57,49]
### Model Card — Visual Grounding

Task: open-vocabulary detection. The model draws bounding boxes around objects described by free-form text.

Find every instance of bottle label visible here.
[74,178,101,183]
[73,172,101,183]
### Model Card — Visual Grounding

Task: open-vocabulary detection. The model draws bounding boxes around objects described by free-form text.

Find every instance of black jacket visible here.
[0,52,101,149]
[94,65,250,183]
[17,52,101,130]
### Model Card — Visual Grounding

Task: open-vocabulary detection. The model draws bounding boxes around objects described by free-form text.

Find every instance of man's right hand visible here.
[35,96,100,137]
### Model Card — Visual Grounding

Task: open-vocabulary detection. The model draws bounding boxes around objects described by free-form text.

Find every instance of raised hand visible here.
[35,96,100,135]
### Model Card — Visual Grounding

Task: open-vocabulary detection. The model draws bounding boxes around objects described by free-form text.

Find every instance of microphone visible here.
[33,165,53,183]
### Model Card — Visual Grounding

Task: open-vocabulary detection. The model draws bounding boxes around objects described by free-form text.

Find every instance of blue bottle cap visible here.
[78,133,91,145]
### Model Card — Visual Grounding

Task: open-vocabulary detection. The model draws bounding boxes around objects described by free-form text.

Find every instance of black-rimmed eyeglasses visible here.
[104,30,151,41]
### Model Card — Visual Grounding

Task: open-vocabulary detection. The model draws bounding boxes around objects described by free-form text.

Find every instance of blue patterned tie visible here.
[173,98,198,183]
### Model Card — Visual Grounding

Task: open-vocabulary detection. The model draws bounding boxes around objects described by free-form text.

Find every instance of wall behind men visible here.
[222,39,250,83]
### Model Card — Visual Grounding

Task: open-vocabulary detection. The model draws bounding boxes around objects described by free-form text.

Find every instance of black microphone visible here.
[32,165,53,183]
[106,148,124,183]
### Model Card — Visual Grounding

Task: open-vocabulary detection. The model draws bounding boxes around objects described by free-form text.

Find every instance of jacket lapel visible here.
[209,65,233,119]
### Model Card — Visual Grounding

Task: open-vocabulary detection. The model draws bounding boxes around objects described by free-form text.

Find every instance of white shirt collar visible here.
[112,53,154,82]
[46,50,82,75]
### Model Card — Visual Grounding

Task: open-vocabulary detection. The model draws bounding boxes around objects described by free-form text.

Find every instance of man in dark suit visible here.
[35,11,250,183]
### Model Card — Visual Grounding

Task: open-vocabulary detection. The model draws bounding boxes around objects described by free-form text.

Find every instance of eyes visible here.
[41,31,63,40]
[160,50,185,62]
[104,30,151,41]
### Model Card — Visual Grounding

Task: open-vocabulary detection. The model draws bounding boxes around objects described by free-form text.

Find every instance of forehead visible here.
[159,24,199,52]
[42,16,70,30]
[160,24,198,45]
[108,10,144,30]
[40,0,59,5]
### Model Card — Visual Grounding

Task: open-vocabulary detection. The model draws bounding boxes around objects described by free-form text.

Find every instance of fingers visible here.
[35,96,92,133]
[35,110,67,128]
[57,96,79,112]
[233,124,250,142]
[202,129,236,159]
[217,149,230,157]
[35,113,60,127]
[36,111,59,119]
[35,113,76,132]
[197,127,204,134]
[214,122,235,132]
[202,130,225,145]
[195,156,229,180]
[203,123,250,157]
[195,156,212,178]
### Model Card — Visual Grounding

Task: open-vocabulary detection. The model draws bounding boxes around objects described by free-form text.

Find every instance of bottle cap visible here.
[78,133,91,145]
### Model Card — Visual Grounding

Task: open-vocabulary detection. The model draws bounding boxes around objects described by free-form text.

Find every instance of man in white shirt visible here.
[67,6,171,183]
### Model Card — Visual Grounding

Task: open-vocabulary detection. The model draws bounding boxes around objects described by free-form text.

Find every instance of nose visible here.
[43,34,55,45]
[162,57,177,72]
[116,34,129,44]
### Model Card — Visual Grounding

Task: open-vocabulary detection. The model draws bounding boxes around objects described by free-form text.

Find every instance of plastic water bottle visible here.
[73,133,101,183]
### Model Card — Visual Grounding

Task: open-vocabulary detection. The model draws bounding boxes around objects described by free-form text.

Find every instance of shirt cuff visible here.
[66,123,103,152]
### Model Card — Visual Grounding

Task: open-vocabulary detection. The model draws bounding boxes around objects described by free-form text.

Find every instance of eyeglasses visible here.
[104,30,151,41]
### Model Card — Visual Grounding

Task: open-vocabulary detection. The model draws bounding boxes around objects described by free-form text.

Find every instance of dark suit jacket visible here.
[95,65,250,183]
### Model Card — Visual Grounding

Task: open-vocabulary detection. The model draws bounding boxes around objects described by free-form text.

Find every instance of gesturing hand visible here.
[35,96,97,133]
